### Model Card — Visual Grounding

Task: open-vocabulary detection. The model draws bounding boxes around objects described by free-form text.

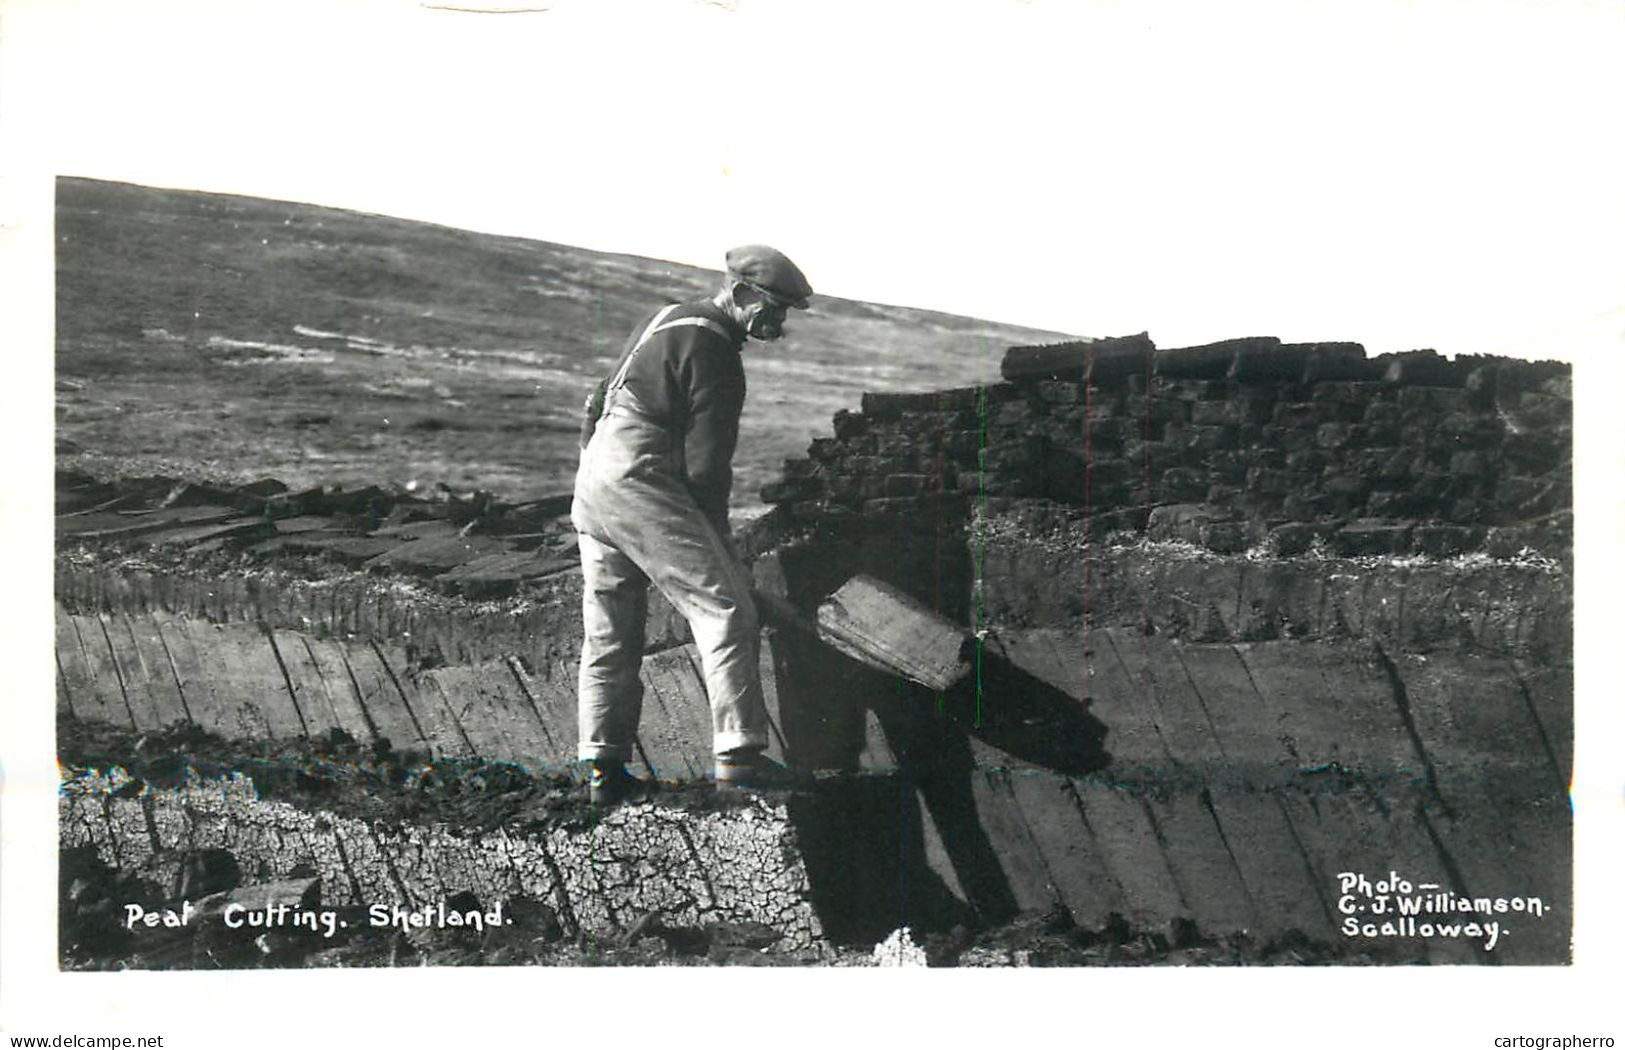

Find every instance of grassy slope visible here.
[55,177,1074,514]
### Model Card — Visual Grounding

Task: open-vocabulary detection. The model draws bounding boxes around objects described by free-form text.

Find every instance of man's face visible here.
[742,285,791,341]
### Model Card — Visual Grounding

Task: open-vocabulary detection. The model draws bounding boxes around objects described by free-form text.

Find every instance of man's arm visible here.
[677,339,747,533]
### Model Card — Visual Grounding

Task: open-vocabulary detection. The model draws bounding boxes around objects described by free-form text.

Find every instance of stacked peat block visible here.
[759,335,1572,560]
[760,388,982,525]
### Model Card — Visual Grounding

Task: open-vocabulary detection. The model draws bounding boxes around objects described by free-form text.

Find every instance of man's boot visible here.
[588,761,651,807]
[714,750,804,792]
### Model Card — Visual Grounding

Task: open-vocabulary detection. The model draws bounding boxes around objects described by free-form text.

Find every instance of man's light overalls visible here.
[571,306,769,765]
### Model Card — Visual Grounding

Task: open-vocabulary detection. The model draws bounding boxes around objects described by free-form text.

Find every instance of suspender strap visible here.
[605,307,733,393]
[605,304,677,393]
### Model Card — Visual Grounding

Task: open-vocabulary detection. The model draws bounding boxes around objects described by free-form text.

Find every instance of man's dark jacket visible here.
[588,299,748,532]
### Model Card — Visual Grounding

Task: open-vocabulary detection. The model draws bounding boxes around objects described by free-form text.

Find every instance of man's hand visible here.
[751,588,814,635]
[579,380,608,449]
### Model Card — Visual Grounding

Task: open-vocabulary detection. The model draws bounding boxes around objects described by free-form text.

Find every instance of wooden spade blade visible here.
[811,575,971,692]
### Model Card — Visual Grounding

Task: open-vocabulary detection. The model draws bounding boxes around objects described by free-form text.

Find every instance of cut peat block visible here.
[813,575,971,692]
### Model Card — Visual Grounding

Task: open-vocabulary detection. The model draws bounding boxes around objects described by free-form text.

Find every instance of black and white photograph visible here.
[2,0,1621,1045]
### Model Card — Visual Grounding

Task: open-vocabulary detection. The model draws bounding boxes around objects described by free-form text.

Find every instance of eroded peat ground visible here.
[58,720,1400,969]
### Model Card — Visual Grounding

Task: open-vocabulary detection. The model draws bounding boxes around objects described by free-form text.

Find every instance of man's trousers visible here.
[571,403,767,765]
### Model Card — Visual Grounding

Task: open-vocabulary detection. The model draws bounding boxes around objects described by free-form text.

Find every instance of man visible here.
[571,245,813,805]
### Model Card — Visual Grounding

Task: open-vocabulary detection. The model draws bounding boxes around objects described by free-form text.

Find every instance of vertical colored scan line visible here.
[1081,353,1091,683]
[935,391,947,718]
[974,384,988,729]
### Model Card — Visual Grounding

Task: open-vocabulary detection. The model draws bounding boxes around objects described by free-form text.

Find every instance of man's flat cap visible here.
[725,245,813,309]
